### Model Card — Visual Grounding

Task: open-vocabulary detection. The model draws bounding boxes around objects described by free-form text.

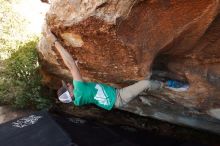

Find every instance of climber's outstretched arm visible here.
[54,41,82,81]
[45,29,82,81]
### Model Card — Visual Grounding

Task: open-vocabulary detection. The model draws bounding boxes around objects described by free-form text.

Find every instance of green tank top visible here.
[73,80,117,110]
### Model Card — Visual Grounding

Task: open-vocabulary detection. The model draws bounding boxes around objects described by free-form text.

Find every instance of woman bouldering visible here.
[46,29,188,110]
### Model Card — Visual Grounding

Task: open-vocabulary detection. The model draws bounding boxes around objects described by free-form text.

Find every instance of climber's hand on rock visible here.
[75,60,79,67]
[45,29,57,44]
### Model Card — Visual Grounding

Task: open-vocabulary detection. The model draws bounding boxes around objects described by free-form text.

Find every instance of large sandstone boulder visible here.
[38,0,220,132]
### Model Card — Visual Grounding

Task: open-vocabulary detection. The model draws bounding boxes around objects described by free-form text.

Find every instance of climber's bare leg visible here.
[115,80,163,108]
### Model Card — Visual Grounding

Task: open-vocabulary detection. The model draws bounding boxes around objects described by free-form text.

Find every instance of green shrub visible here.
[0,0,51,109]
[0,37,52,109]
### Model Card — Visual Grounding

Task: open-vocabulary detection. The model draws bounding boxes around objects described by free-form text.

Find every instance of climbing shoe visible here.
[166,80,189,92]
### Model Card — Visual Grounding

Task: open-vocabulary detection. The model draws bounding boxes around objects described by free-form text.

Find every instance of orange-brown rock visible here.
[38,0,220,132]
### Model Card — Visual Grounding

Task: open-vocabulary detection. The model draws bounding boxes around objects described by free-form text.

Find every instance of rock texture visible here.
[38,0,220,131]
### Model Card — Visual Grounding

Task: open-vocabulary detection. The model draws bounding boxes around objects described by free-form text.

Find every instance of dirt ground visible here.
[0,106,33,124]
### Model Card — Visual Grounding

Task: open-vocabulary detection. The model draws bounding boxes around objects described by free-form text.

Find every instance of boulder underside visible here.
[38,0,220,133]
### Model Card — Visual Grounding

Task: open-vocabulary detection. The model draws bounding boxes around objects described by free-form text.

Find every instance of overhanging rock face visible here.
[38,0,220,131]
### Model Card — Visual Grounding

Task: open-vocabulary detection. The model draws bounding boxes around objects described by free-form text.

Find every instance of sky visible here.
[12,0,49,35]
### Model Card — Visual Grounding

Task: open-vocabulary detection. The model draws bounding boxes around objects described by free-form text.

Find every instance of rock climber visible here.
[46,30,189,110]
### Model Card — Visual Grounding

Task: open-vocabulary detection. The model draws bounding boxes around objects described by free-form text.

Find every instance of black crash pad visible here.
[0,111,208,146]
[0,111,72,146]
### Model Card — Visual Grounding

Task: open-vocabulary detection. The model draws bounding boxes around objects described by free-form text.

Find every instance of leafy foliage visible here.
[0,0,52,109]
[0,38,52,109]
